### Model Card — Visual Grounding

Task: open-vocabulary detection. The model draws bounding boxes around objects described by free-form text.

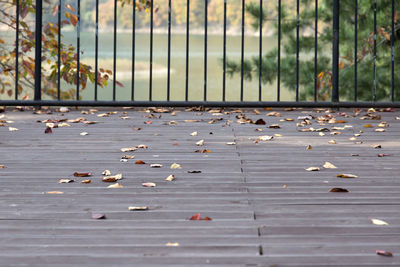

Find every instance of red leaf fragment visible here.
[189,213,212,221]
[135,160,146,164]
[73,172,92,177]
[144,120,152,124]
[378,154,392,157]
[44,126,52,134]
[91,213,106,220]
[376,250,393,257]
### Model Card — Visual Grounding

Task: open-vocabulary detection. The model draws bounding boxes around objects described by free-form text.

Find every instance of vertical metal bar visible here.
[112,0,117,101]
[204,0,207,101]
[373,0,377,102]
[240,0,245,102]
[331,0,340,103]
[57,0,61,100]
[76,0,80,100]
[15,0,20,100]
[94,0,99,100]
[222,0,227,102]
[277,0,281,101]
[354,0,357,102]
[167,0,171,101]
[314,0,318,102]
[295,0,299,102]
[391,0,395,102]
[34,0,42,102]
[185,0,189,101]
[131,1,135,101]
[149,0,153,101]
[258,0,262,102]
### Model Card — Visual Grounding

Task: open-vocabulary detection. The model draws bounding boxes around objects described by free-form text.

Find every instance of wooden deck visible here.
[0,106,399,266]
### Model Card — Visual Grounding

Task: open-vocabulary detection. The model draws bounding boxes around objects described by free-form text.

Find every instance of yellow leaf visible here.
[128,206,148,211]
[323,162,337,169]
[328,140,336,144]
[170,163,182,169]
[165,174,175,182]
[46,191,64,194]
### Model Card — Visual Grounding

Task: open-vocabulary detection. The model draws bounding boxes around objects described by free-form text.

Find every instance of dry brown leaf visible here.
[306,145,312,150]
[137,144,148,149]
[135,160,146,164]
[102,174,123,182]
[0,165,5,169]
[376,250,393,257]
[372,144,382,149]
[128,206,148,211]
[44,127,53,134]
[58,179,74,183]
[142,182,156,187]
[306,167,320,171]
[329,187,349,193]
[81,179,91,184]
[189,213,212,221]
[284,118,294,121]
[74,172,92,177]
[330,131,341,135]
[371,218,388,226]
[165,174,175,181]
[269,124,281,129]
[255,119,266,125]
[337,174,358,178]
[323,162,337,169]
[378,154,391,157]
[121,155,134,159]
[107,183,123,188]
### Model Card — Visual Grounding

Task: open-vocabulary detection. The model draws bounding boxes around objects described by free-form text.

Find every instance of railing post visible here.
[332,0,339,103]
[34,0,42,102]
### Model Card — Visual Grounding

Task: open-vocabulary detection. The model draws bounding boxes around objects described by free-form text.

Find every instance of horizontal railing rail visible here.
[1,0,398,107]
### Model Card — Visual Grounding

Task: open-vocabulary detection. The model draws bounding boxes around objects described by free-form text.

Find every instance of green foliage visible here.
[227,0,400,101]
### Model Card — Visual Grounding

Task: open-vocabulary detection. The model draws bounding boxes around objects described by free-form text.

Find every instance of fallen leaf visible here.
[135,160,146,164]
[226,142,236,145]
[166,242,180,246]
[91,213,106,219]
[44,127,53,134]
[121,155,134,159]
[378,154,391,157]
[46,191,64,194]
[144,120,152,124]
[328,140,337,144]
[269,124,281,129]
[170,163,182,169]
[59,107,69,113]
[102,174,123,182]
[284,118,294,121]
[274,134,283,137]
[255,119,266,125]
[318,132,325,136]
[0,165,5,168]
[267,112,281,117]
[128,206,148,211]
[142,182,156,187]
[190,131,198,136]
[372,144,382,149]
[371,218,389,226]
[377,122,388,128]
[323,162,337,169]
[329,187,349,193]
[121,147,137,152]
[330,131,341,135]
[137,144,148,149]
[282,184,289,188]
[74,172,92,177]
[150,164,163,168]
[107,183,123,188]
[349,137,357,141]
[58,179,74,183]
[165,174,175,181]
[8,127,18,131]
[80,132,88,136]
[306,145,312,150]
[350,154,359,157]
[83,121,97,124]
[376,250,393,257]
[337,174,358,178]
[306,167,320,171]
[364,124,373,128]
[58,122,71,127]
[195,149,211,153]
[375,128,385,132]
[81,179,91,184]
[102,170,111,176]
[196,139,205,146]
[97,113,109,117]
[255,128,263,132]
[189,213,212,221]
[188,170,201,173]
[259,135,273,141]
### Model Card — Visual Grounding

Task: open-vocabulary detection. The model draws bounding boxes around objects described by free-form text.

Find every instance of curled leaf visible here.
[102,170,111,176]
[306,167,320,171]
[376,250,393,257]
[102,174,123,182]
[329,187,349,193]
[74,172,92,177]
[337,174,358,178]
[306,145,312,150]
[81,179,91,184]
[188,170,201,173]
[135,160,146,164]
[58,179,74,183]
[372,144,382,149]
[121,147,137,152]
[165,174,175,181]
[269,124,281,129]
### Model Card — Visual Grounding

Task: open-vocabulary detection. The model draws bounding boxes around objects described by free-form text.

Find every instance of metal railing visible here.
[1,0,399,107]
